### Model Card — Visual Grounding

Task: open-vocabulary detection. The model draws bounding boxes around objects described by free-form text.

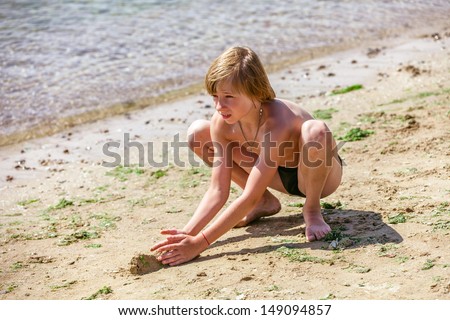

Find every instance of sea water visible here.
[1,0,449,143]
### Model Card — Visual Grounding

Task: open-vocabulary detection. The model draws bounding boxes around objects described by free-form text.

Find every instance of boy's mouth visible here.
[219,112,231,119]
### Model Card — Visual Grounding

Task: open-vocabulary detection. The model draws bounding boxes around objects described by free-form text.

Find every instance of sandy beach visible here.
[1,28,449,300]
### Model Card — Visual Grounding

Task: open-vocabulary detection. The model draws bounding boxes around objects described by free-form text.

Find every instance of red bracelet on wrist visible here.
[201,231,210,246]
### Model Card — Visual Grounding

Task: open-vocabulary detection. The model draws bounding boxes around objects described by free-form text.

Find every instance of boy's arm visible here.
[152,182,228,243]
[182,185,229,235]
[153,129,287,266]
[182,115,234,235]
[151,114,233,253]
[150,182,228,252]
[201,132,282,244]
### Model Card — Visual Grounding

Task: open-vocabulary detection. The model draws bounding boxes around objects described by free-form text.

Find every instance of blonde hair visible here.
[205,46,276,102]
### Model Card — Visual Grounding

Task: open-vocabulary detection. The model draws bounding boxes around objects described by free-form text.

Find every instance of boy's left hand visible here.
[150,233,208,266]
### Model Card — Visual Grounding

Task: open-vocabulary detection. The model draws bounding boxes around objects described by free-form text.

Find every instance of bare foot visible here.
[234,191,281,227]
[303,207,331,241]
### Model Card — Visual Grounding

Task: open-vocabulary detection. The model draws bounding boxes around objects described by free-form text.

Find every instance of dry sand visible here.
[1,29,449,300]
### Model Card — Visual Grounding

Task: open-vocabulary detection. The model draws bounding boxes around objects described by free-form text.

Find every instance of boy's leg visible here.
[187,120,281,226]
[297,120,342,241]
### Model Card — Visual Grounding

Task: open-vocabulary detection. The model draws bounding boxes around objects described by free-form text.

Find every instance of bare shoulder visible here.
[210,112,233,142]
[264,99,313,136]
[272,99,313,119]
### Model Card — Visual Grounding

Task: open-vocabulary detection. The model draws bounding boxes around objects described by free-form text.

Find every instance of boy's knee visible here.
[187,120,210,150]
[302,120,329,143]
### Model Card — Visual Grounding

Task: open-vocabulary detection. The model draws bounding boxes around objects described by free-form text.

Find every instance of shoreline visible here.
[0,28,449,299]
[1,28,448,189]
[1,21,447,148]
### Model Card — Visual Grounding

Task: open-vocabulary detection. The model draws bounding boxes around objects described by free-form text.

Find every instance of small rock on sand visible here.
[129,254,163,275]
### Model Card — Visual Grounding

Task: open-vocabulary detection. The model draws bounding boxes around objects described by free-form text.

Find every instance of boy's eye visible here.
[225,95,234,99]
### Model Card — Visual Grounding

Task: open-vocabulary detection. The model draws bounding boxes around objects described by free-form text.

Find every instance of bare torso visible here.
[215,98,314,168]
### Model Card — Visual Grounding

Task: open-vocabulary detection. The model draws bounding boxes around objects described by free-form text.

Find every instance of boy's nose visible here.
[215,99,223,111]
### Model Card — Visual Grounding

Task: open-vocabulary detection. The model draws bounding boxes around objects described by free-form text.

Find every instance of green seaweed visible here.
[50,280,77,291]
[48,198,74,211]
[85,243,102,249]
[422,259,435,270]
[388,213,407,224]
[106,165,145,181]
[380,88,450,106]
[331,84,363,95]
[321,200,343,210]
[82,286,113,300]
[338,128,374,142]
[323,226,346,242]
[151,169,167,179]
[277,246,328,264]
[90,213,121,229]
[17,199,40,206]
[58,230,99,246]
[313,108,338,120]
[287,202,304,208]
[11,262,23,271]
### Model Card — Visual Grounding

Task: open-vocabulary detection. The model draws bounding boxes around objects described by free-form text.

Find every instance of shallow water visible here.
[1,0,449,143]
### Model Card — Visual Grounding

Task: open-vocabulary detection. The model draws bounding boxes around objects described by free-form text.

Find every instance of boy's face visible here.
[212,79,255,124]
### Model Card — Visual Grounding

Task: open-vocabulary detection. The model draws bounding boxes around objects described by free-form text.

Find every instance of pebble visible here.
[240,276,253,281]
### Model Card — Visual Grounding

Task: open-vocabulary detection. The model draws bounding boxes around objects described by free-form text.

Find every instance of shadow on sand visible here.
[197,209,403,262]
